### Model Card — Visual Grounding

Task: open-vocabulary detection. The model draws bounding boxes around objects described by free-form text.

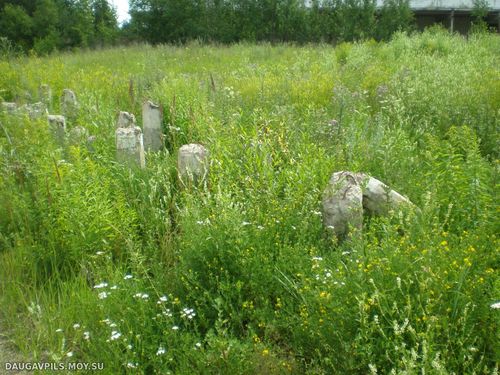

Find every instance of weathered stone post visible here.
[61,89,78,119]
[116,111,136,128]
[142,101,163,152]
[48,115,66,146]
[22,102,48,120]
[115,112,145,168]
[322,171,414,241]
[322,171,364,239]
[39,84,52,108]
[68,126,89,145]
[360,175,414,216]
[178,144,209,186]
[1,102,17,114]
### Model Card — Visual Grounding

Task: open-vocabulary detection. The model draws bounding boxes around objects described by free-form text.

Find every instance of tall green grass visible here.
[0,29,499,374]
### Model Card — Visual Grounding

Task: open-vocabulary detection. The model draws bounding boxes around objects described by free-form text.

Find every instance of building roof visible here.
[375,0,500,10]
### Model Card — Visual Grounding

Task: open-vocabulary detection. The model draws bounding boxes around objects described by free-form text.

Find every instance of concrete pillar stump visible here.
[48,115,66,146]
[322,171,414,240]
[116,111,136,129]
[61,89,78,118]
[1,102,17,114]
[142,101,163,152]
[116,126,146,168]
[39,84,52,108]
[178,144,209,185]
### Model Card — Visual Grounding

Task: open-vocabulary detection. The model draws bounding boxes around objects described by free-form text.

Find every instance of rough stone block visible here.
[39,84,52,107]
[116,111,136,129]
[322,171,364,239]
[20,102,48,120]
[1,102,17,114]
[178,144,209,185]
[68,126,89,145]
[142,101,163,151]
[322,171,414,240]
[61,89,78,118]
[47,115,66,146]
[116,126,145,168]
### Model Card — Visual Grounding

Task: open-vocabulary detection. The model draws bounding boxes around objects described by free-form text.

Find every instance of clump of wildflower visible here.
[94,282,108,289]
[490,302,500,309]
[98,291,108,299]
[181,308,196,320]
[110,331,121,340]
[157,296,168,304]
[134,293,149,299]
[156,346,166,355]
[124,274,133,280]
[83,331,90,340]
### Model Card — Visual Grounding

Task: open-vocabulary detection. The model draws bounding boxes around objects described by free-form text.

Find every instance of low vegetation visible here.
[0,29,499,373]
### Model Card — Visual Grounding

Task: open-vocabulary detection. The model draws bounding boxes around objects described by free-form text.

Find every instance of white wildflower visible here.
[181,307,196,320]
[157,296,168,304]
[124,274,133,280]
[98,291,108,299]
[66,352,73,358]
[156,346,166,356]
[73,323,80,329]
[94,282,108,289]
[172,326,179,331]
[490,302,500,309]
[83,331,90,340]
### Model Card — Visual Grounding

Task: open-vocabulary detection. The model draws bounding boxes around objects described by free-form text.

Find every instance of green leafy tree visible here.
[92,0,119,46]
[376,0,414,40]
[0,4,33,49]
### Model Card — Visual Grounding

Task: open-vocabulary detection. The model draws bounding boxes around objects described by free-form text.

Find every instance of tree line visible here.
[0,0,119,54]
[1,0,415,55]
[126,0,414,44]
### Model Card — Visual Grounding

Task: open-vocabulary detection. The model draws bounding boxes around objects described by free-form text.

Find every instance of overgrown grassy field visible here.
[0,29,499,374]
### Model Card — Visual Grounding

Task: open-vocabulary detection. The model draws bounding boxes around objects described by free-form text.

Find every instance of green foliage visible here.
[0,0,119,54]
[128,0,415,44]
[377,0,414,40]
[0,34,499,373]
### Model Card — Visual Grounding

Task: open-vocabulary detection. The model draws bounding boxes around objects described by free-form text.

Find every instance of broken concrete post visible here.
[68,126,89,145]
[39,84,52,108]
[360,175,414,216]
[20,102,48,120]
[61,89,78,118]
[47,115,66,146]
[87,135,97,153]
[322,171,414,239]
[322,171,364,239]
[116,126,145,168]
[1,102,17,114]
[178,144,209,185]
[142,101,163,152]
[116,111,136,129]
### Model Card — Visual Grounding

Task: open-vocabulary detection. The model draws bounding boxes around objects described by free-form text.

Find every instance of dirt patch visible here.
[0,323,30,374]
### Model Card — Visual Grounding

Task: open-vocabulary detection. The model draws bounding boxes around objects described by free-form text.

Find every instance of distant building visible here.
[377,0,500,33]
